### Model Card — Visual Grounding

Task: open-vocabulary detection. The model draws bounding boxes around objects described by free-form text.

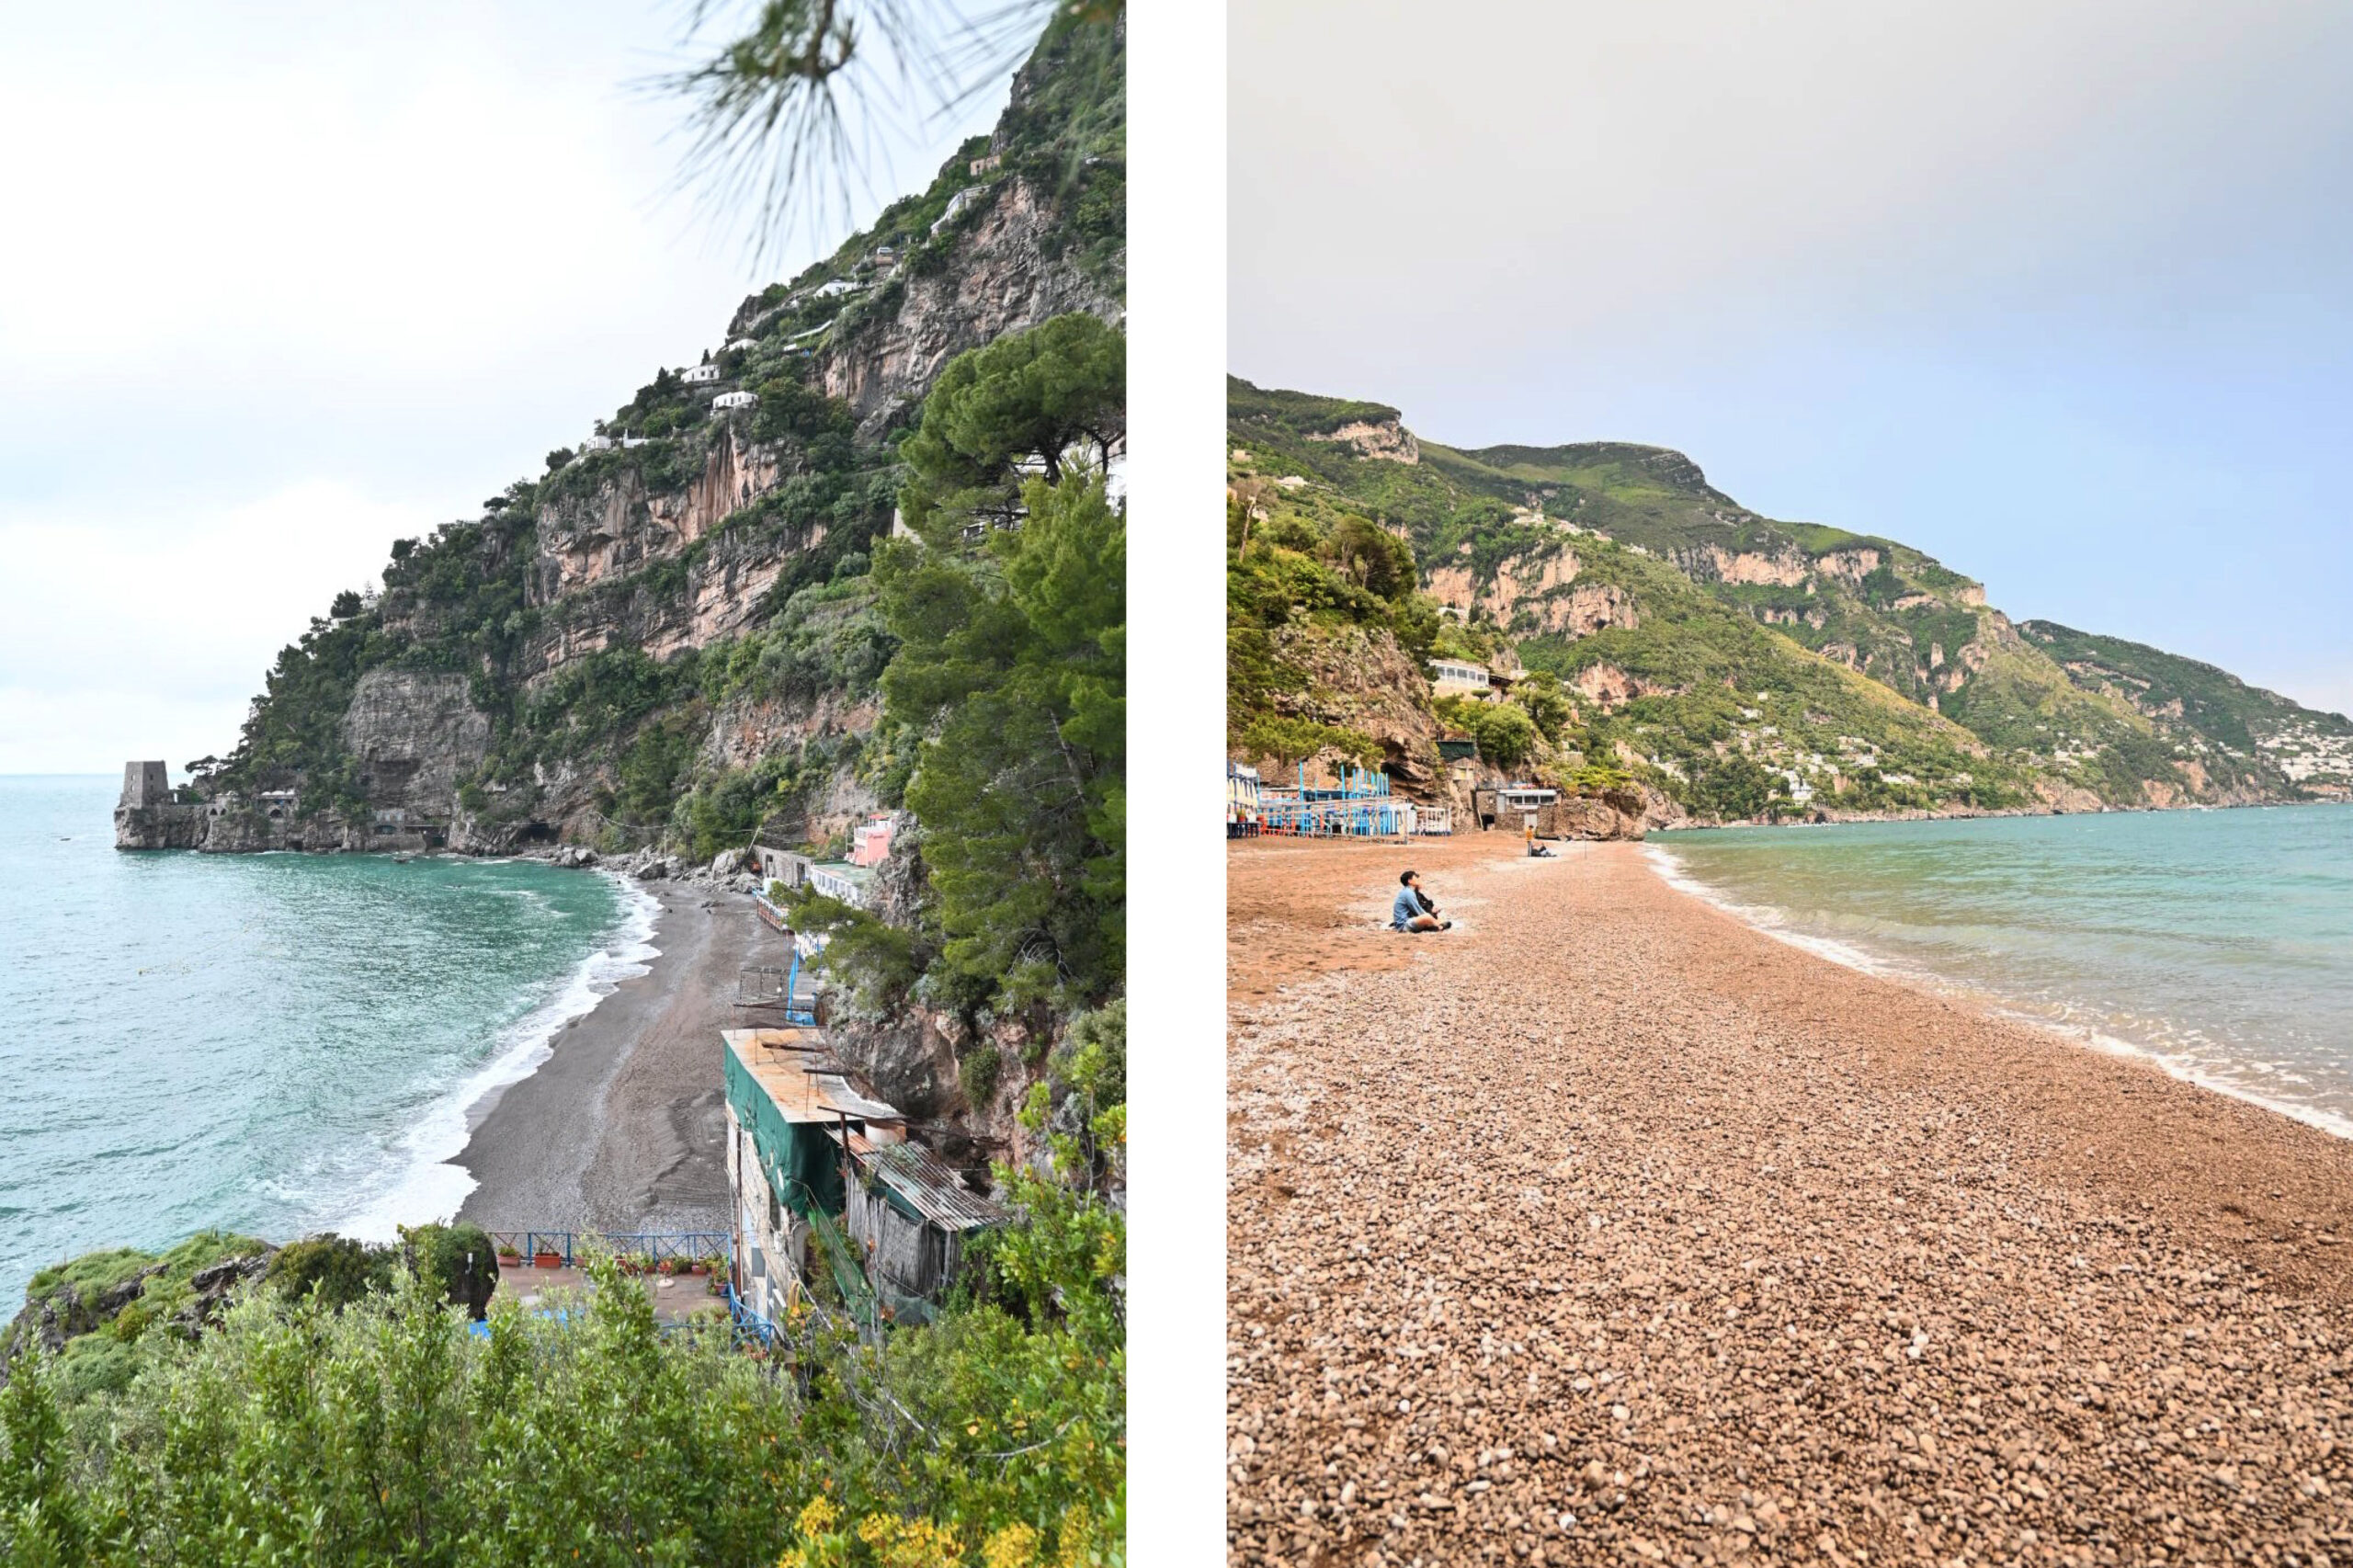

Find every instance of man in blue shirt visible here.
[1391,869,1449,932]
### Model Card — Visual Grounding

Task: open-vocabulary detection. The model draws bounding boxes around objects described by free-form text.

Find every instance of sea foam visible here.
[336,872,663,1240]
[1644,827,2353,1144]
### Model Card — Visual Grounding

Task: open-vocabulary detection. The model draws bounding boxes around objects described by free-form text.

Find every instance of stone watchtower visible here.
[121,760,171,809]
[116,760,202,850]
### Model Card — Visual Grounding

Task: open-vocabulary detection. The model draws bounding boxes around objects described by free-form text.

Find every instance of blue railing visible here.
[486,1230,731,1268]
[723,1283,782,1348]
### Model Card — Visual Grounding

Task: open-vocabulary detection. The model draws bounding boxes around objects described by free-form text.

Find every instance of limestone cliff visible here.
[1235,623,1447,799]
[817,176,1122,437]
[133,11,1122,862]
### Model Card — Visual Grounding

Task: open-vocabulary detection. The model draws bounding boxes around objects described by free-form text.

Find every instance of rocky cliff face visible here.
[1534,787,1661,841]
[162,14,1120,862]
[1240,623,1447,798]
[817,177,1121,437]
[1308,417,1419,463]
[345,671,491,819]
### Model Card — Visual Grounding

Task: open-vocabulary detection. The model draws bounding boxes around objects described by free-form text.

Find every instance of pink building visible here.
[849,814,895,869]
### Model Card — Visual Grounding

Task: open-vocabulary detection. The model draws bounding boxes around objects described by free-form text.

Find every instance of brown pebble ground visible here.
[1227,835,2353,1568]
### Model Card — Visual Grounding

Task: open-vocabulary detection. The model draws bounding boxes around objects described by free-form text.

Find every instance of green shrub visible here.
[54,1335,137,1400]
[1060,998,1126,1110]
[1234,714,1381,769]
[403,1223,500,1321]
[264,1234,394,1311]
[0,1222,1125,1566]
[960,1042,1004,1107]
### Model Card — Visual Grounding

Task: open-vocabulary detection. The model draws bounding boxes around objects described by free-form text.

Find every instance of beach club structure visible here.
[722,1027,1007,1331]
[1427,654,1525,703]
[1226,761,1263,836]
[1252,760,1451,839]
[1472,781,1560,833]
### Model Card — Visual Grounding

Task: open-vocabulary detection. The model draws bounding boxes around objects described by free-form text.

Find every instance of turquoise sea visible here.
[1652,802,2353,1136]
[0,775,655,1307]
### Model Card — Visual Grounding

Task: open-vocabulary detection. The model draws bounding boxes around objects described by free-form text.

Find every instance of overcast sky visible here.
[0,0,1013,776]
[1232,0,2353,718]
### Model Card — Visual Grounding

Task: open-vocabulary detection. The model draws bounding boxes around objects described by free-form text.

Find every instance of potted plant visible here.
[533,1246,563,1269]
[687,1256,710,1277]
[496,1244,521,1268]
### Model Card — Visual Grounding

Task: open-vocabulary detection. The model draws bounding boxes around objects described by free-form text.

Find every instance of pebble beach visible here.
[1227,835,2353,1566]
[454,882,750,1235]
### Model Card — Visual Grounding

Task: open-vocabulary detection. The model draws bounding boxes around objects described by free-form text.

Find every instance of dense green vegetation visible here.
[1228,375,2347,817]
[0,1171,1123,1568]
[775,315,1126,1018]
[1225,472,1439,749]
[898,314,1124,540]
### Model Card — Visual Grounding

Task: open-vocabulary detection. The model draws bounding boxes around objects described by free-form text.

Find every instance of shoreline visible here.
[1639,825,2353,1148]
[335,866,662,1241]
[1648,791,2351,833]
[449,877,764,1235]
[1226,833,2353,1561]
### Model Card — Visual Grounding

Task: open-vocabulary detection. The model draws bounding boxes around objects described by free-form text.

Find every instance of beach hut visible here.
[839,1131,1009,1324]
[722,1027,904,1324]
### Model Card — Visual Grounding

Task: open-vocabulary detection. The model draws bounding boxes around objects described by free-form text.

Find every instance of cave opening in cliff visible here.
[517,822,557,845]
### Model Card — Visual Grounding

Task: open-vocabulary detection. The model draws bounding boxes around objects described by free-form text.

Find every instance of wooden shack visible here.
[839,1131,1010,1324]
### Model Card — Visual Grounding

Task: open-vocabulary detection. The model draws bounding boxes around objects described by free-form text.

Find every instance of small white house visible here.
[681,363,722,385]
[724,337,760,354]
[581,434,617,451]
[932,187,982,236]
[813,278,858,299]
[711,390,758,412]
[1428,659,1493,695]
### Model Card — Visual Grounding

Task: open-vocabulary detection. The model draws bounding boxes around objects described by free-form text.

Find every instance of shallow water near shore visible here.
[0,775,654,1306]
[1651,802,2353,1136]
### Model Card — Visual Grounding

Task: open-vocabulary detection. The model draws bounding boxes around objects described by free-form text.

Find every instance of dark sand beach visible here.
[1228,835,2353,1565]
[455,883,766,1235]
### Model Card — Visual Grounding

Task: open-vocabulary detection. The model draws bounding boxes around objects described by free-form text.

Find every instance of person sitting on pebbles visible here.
[1391,869,1451,932]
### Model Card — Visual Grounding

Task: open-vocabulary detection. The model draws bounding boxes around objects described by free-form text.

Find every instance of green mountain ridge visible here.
[1228,375,2352,820]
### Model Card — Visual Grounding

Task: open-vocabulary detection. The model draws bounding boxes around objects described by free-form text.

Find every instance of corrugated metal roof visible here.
[722,1028,905,1128]
[844,1131,1010,1233]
